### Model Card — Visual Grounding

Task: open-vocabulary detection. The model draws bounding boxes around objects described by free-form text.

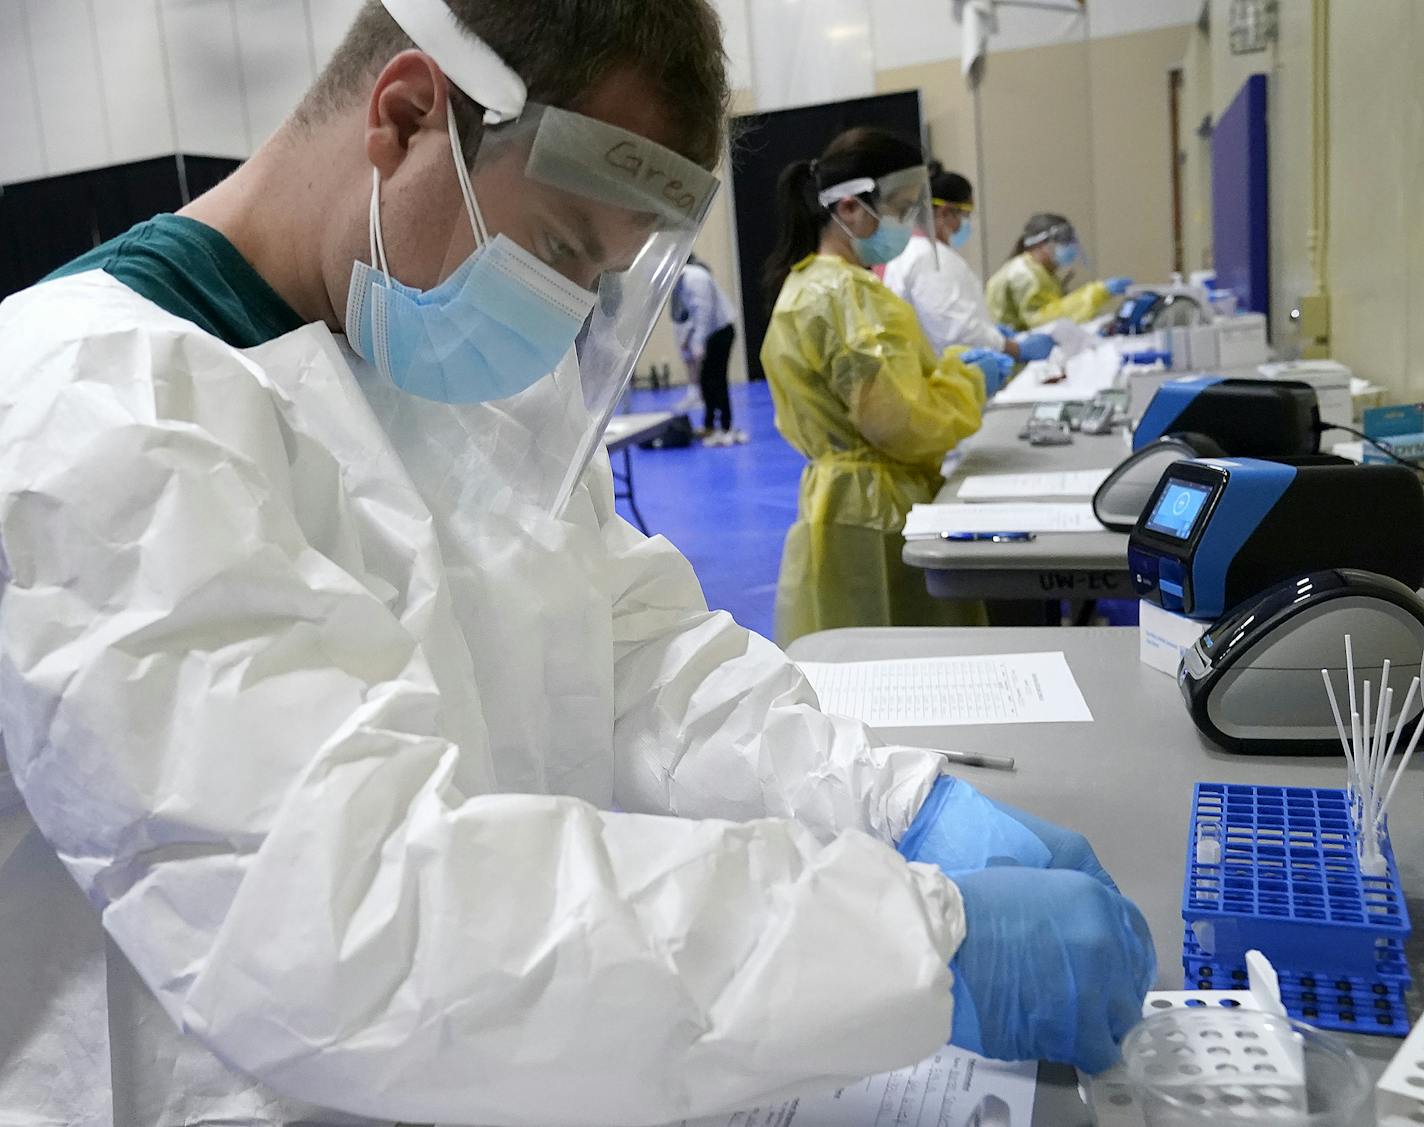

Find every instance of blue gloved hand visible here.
[1105,276,1133,296]
[948,867,1156,1073]
[997,323,1017,338]
[960,348,1015,394]
[899,778,1119,888]
[987,797,1119,891]
[1014,332,1055,362]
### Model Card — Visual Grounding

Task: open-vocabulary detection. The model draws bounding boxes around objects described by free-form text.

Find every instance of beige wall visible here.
[1328,0,1424,399]
[873,24,1189,290]
[1180,0,1424,399]
[638,27,1190,385]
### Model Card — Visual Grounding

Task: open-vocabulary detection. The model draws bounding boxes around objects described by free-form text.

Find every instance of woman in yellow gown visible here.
[761,129,1010,647]
[985,212,1132,331]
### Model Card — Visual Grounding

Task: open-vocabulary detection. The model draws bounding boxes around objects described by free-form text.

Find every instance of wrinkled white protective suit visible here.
[0,271,965,1127]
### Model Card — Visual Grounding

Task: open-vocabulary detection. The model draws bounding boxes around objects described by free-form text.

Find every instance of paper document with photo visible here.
[957,469,1111,499]
[674,1048,1037,1127]
[903,502,1099,538]
[797,652,1092,727]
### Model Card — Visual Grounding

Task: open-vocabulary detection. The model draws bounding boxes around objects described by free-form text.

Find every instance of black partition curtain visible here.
[730,91,922,382]
[0,154,240,299]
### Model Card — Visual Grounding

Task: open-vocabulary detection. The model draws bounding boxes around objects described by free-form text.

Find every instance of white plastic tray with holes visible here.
[1378,1009,1424,1125]
[1083,952,1304,1126]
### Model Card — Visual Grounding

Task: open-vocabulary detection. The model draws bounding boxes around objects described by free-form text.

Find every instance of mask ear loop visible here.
[446,100,489,248]
[828,196,882,243]
[369,167,391,278]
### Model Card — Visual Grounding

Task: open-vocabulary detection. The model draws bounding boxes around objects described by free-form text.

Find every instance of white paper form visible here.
[992,342,1123,405]
[797,652,1093,727]
[956,469,1111,499]
[903,502,1099,539]
[675,1049,1037,1127]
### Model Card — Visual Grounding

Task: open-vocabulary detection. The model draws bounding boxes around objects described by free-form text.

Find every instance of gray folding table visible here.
[903,404,1133,603]
[603,410,676,534]
[788,625,1423,1126]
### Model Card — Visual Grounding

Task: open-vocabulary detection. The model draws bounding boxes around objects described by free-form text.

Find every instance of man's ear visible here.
[365,49,449,179]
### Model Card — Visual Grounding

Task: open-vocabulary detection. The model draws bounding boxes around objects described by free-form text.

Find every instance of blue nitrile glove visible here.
[899,777,1120,887]
[988,797,1120,891]
[1015,332,1055,362]
[948,867,1156,1073]
[1105,276,1133,296]
[961,348,1015,395]
[997,323,1017,338]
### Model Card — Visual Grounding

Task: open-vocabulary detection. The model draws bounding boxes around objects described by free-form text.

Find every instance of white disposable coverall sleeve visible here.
[602,509,950,845]
[0,277,964,1127]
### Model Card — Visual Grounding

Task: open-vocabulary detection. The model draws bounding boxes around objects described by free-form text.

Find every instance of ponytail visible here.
[763,159,823,307]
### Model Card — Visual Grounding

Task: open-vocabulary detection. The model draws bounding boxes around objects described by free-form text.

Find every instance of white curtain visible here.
[749,0,875,112]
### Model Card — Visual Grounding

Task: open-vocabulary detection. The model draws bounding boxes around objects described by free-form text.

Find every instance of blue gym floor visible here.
[613,382,1140,636]
[615,380,795,639]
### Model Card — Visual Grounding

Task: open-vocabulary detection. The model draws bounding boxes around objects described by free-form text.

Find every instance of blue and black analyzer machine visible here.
[1128,457,1424,621]
[1132,377,1320,458]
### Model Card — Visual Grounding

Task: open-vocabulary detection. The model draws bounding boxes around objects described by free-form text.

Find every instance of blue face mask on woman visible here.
[950,217,973,249]
[1053,241,1081,269]
[851,209,914,266]
[347,109,596,405]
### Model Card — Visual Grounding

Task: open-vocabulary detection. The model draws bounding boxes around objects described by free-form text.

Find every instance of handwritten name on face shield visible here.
[523,105,719,229]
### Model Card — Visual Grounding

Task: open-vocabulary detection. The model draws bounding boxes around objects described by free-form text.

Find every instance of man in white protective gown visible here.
[0,1,1154,1124]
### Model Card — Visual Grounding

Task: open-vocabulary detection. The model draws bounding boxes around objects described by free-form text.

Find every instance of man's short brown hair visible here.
[298,0,729,168]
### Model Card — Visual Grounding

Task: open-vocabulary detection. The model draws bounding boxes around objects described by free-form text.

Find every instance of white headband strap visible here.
[379,0,526,124]
[816,177,876,209]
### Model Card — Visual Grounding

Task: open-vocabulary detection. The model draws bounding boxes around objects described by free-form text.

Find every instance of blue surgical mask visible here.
[1054,241,1081,269]
[853,213,914,266]
[347,121,596,405]
[950,217,973,249]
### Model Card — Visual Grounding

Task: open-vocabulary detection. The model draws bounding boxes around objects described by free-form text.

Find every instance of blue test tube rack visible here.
[1181,782,1413,1036]
[1181,926,1412,1035]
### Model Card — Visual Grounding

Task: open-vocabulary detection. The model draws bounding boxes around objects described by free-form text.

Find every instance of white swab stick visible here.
[1377,677,1419,807]
[1378,708,1424,825]
[1362,685,1374,827]
[1372,687,1396,823]
[1373,663,1392,767]
[1351,710,1364,797]
[1346,635,1357,722]
[1322,669,1355,767]
[1362,683,1372,786]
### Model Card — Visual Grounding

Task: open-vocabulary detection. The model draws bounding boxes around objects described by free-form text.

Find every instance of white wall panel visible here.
[234,0,314,146]
[870,0,1200,72]
[711,0,753,92]
[94,0,176,164]
[25,0,109,175]
[870,0,960,71]
[159,0,249,157]
[750,0,875,111]
[0,0,47,183]
[308,0,364,73]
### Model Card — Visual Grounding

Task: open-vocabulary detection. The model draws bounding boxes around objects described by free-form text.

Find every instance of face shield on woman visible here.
[817,164,936,267]
[348,0,719,517]
[1023,220,1083,272]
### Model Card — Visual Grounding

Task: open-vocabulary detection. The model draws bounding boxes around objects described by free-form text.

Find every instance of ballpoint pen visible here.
[933,748,1016,770]
[940,531,1037,543]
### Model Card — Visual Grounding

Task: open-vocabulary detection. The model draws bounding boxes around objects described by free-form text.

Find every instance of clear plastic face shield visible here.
[818,163,936,267]
[467,104,719,505]
[1023,220,1083,274]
